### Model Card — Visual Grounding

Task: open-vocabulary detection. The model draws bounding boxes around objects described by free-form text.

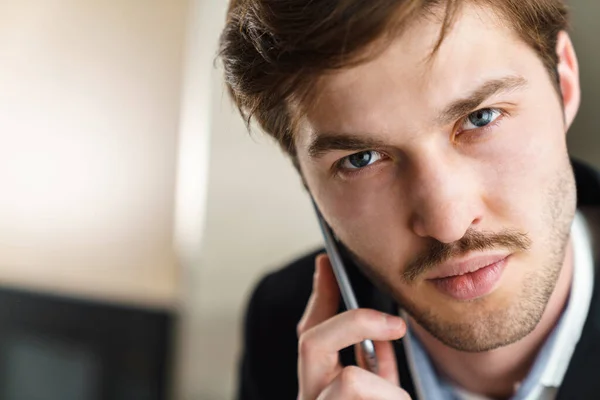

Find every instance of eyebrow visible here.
[308,135,389,159]
[436,75,528,126]
[307,75,528,159]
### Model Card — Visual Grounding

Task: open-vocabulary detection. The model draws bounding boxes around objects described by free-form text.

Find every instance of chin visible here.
[413,303,541,352]
[402,281,548,352]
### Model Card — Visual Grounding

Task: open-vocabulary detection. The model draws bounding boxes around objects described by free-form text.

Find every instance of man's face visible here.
[295,5,579,352]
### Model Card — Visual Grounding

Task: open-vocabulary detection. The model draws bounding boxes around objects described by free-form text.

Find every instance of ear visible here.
[556,31,580,130]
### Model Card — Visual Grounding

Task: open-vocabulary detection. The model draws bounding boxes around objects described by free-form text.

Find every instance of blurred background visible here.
[0,1,597,400]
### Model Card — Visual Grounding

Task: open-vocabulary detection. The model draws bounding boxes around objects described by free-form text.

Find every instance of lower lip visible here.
[430,257,508,301]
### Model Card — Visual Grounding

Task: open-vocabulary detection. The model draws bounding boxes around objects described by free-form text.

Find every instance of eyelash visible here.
[454,108,507,138]
[332,150,388,178]
[333,107,508,178]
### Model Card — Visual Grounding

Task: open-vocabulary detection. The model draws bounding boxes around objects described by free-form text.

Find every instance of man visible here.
[219,0,600,398]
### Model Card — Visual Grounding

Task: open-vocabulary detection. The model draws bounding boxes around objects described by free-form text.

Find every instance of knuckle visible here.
[338,366,363,394]
[296,318,306,337]
[297,295,316,337]
[350,308,381,326]
[348,309,364,326]
[297,329,316,358]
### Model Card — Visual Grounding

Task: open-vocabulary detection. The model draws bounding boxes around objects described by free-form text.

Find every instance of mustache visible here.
[402,228,532,283]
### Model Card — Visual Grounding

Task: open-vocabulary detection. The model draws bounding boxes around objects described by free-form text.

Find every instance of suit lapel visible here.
[557,206,600,398]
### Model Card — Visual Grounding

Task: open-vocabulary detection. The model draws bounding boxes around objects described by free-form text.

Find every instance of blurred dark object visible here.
[0,287,175,400]
[567,0,600,169]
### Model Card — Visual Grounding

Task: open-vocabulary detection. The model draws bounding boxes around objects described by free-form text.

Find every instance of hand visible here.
[296,254,411,400]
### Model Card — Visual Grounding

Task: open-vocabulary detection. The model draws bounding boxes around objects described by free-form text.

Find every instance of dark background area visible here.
[567,1,600,169]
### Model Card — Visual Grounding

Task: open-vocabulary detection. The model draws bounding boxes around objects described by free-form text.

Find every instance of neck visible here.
[409,240,574,399]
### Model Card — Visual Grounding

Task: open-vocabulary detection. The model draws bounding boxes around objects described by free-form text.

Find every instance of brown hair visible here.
[219,0,569,155]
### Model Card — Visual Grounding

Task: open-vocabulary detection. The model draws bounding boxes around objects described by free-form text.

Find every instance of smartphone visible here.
[311,198,379,374]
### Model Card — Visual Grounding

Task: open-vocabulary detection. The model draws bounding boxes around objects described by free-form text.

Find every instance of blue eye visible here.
[340,151,382,169]
[462,108,501,130]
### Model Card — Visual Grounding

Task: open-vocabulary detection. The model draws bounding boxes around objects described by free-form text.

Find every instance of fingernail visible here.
[386,315,405,330]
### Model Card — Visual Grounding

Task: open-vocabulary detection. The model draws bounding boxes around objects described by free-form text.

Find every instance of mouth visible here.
[427,253,511,301]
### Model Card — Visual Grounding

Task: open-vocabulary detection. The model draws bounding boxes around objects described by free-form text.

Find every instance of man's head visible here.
[219,0,581,352]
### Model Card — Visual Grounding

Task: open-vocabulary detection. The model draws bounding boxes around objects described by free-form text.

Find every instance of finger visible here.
[317,366,411,400]
[305,309,406,355]
[297,254,340,337]
[299,309,405,400]
[375,340,401,385]
[354,339,399,385]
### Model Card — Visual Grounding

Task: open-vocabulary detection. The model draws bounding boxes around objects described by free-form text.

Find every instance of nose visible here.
[409,157,483,244]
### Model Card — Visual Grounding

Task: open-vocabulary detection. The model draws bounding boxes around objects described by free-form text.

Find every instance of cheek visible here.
[332,172,404,238]
[310,166,411,271]
[479,107,567,232]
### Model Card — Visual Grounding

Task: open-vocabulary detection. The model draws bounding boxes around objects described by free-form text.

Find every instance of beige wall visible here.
[0,0,187,308]
[192,1,322,395]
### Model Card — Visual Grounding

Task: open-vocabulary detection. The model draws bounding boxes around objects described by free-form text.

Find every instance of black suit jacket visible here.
[236,159,600,400]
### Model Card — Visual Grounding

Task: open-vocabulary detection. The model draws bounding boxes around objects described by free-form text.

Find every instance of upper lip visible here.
[427,252,511,280]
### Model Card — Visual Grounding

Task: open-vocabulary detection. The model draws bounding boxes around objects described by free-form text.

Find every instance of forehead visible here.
[297,4,537,147]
